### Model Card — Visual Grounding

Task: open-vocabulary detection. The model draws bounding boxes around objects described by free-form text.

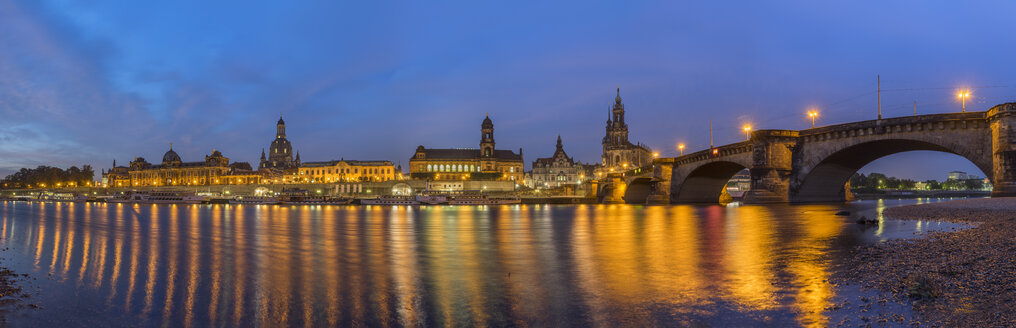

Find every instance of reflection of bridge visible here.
[599,102,1016,204]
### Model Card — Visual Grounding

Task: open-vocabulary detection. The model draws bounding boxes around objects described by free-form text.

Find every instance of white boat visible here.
[106,191,146,203]
[448,195,521,205]
[360,196,420,205]
[106,190,204,204]
[229,196,279,205]
[279,189,353,205]
[143,190,205,204]
[415,194,449,205]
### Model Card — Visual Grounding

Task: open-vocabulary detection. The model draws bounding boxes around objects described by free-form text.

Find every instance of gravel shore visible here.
[840,197,1016,326]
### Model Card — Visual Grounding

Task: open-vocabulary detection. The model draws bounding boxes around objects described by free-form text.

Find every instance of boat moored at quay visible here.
[228,196,280,205]
[106,190,205,204]
[360,196,420,205]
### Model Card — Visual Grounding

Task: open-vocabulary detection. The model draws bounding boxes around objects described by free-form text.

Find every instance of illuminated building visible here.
[118,145,260,186]
[101,160,130,187]
[602,86,653,171]
[528,135,588,188]
[409,115,524,181]
[297,160,399,183]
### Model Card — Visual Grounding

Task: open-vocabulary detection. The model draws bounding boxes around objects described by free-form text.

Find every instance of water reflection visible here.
[0,200,938,326]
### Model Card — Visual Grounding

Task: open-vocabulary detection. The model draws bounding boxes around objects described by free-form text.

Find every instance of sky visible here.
[1,0,1014,181]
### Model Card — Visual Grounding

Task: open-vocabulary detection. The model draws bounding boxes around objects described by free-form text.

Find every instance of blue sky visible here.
[1,0,1014,180]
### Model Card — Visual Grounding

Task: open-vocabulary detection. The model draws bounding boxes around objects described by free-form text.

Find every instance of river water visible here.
[0,199,967,327]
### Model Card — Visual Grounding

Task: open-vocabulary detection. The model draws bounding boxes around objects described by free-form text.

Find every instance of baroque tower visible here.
[601,86,653,170]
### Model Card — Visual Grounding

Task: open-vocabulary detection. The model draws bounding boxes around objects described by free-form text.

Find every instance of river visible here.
[0,199,967,327]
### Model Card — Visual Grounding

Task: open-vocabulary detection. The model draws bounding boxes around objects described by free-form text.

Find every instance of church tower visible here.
[480,115,496,171]
[600,85,650,169]
[260,116,296,171]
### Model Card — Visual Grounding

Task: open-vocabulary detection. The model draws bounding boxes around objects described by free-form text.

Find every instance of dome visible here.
[277,116,285,125]
[162,148,181,164]
[482,115,493,127]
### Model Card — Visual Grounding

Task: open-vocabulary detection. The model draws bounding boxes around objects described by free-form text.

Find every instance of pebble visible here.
[837,198,1016,326]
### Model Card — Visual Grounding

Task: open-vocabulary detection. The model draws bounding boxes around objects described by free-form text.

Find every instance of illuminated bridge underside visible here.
[633,104,1016,205]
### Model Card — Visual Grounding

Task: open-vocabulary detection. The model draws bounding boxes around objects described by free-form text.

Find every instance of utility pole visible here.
[709,118,714,148]
[877,75,882,120]
[914,101,917,116]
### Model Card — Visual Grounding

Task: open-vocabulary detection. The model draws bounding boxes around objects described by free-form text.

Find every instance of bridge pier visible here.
[601,174,626,204]
[990,103,1016,197]
[646,158,674,204]
[743,130,799,204]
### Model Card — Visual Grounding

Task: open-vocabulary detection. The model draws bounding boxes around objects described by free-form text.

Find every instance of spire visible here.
[170,142,173,150]
[260,148,266,160]
[615,85,622,104]
[556,135,563,150]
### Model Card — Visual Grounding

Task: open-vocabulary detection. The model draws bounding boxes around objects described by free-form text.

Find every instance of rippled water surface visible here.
[0,199,965,327]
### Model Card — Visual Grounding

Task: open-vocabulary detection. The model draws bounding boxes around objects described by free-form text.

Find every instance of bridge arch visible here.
[792,138,992,202]
[672,160,749,203]
[622,176,653,204]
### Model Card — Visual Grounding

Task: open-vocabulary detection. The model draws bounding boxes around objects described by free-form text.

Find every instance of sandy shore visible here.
[839,198,1016,326]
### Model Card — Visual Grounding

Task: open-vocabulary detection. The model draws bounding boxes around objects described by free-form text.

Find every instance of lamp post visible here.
[957,90,971,112]
[742,125,752,141]
[678,144,685,156]
[808,110,818,128]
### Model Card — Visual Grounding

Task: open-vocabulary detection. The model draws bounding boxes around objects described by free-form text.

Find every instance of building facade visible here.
[602,87,653,172]
[297,160,399,183]
[259,116,301,172]
[119,145,259,187]
[529,135,588,189]
[409,115,524,182]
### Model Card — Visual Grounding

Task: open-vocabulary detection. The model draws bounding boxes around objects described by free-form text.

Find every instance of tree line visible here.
[1,165,95,189]
[850,172,986,191]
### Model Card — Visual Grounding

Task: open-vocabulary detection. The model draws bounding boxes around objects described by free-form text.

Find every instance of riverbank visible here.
[839,197,1016,326]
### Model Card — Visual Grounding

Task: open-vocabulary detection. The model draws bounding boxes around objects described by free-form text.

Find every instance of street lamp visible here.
[742,125,752,141]
[653,152,659,159]
[807,110,818,128]
[957,90,971,112]
[678,143,685,156]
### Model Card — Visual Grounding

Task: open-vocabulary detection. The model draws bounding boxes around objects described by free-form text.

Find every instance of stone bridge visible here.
[595,165,659,204]
[609,102,1016,204]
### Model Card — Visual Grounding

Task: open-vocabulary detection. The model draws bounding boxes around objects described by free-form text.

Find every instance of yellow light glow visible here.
[653,152,659,158]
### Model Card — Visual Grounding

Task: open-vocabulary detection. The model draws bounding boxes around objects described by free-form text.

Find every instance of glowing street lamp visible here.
[808,110,819,128]
[957,90,971,112]
[652,152,659,159]
[678,143,685,156]
[742,125,752,141]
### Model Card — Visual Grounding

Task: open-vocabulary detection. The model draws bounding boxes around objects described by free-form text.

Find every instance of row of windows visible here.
[303,167,392,176]
[424,164,518,173]
[427,164,480,172]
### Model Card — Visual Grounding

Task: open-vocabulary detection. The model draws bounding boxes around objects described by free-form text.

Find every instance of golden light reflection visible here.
[723,205,777,310]
[0,201,859,326]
